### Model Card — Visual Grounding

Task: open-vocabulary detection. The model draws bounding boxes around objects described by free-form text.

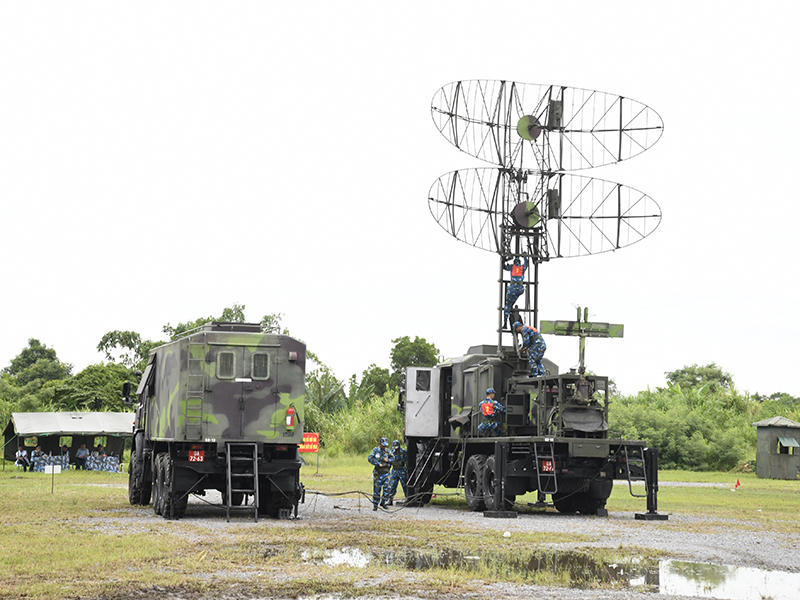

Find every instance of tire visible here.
[482,456,516,511]
[576,480,611,515]
[170,460,188,519]
[553,491,579,514]
[259,490,294,518]
[576,494,606,515]
[464,455,487,511]
[128,460,141,505]
[153,454,165,516]
[128,433,144,505]
[161,455,187,519]
[141,474,152,506]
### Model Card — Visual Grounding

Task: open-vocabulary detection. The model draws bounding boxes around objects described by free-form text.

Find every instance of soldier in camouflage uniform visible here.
[515,321,547,377]
[478,388,505,436]
[368,437,393,510]
[387,440,407,506]
[503,256,529,329]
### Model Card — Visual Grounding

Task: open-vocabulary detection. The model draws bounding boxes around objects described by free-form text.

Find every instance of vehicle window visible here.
[217,351,235,379]
[416,370,431,392]
[253,353,270,380]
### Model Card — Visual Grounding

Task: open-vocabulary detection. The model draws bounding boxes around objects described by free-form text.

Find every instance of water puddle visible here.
[660,559,800,600]
[302,547,800,598]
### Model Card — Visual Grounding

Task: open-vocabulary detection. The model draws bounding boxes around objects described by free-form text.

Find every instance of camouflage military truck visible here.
[403,322,663,518]
[124,322,306,520]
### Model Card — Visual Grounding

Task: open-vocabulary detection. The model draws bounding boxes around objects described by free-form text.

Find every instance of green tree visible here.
[98,304,297,371]
[162,302,247,341]
[52,363,136,412]
[359,363,391,397]
[97,331,160,370]
[665,363,732,393]
[389,336,440,389]
[2,339,72,385]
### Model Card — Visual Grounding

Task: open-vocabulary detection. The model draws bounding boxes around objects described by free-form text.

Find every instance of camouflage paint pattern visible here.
[138,324,306,453]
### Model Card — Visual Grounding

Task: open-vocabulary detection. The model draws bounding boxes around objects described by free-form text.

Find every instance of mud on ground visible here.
[88,486,798,600]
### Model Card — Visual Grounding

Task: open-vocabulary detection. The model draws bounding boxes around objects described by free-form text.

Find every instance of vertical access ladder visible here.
[226,442,259,522]
[533,441,558,494]
[185,335,206,441]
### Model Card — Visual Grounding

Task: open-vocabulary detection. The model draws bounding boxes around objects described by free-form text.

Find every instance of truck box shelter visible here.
[4,412,134,464]
[751,416,800,480]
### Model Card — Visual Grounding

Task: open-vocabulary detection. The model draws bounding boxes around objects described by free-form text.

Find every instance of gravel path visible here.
[89,483,800,600]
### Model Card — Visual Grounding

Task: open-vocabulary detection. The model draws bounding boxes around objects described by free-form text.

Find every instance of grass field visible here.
[1,455,798,599]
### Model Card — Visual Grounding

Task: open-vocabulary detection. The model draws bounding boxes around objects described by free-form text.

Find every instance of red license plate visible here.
[188,450,204,462]
[541,460,554,472]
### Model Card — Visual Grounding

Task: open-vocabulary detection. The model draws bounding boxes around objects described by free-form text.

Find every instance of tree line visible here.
[0,304,439,456]
[2,304,798,470]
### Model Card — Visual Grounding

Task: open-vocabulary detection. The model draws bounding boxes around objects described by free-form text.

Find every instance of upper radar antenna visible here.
[428,79,663,346]
[431,80,663,171]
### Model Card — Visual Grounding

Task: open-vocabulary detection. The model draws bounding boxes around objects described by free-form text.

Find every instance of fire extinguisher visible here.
[285,405,296,431]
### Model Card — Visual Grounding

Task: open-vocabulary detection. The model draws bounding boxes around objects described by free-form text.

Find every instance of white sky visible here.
[1,1,798,397]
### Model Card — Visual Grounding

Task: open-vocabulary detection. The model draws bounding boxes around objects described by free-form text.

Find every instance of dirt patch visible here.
[79,490,799,600]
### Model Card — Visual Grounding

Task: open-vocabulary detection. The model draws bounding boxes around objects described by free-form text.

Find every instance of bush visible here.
[306,390,403,457]
[610,383,755,471]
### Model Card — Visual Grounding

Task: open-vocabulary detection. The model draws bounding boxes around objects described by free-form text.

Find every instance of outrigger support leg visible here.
[635,447,668,521]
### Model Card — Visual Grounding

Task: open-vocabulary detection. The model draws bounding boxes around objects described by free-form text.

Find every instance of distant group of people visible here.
[367,438,407,511]
[14,442,108,471]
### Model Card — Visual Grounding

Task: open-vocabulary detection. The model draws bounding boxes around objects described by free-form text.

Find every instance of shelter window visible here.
[252,353,271,380]
[415,370,431,392]
[217,352,236,380]
[777,436,799,455]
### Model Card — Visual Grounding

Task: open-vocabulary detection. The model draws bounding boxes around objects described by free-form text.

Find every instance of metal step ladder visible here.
[622,445,648,498]
[226,442,259,522]
[408,439,441,491]
[533,441,558,494]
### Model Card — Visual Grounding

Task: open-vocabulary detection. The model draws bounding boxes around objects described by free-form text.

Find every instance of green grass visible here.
[1,454,799,599]
[301,454,800,532]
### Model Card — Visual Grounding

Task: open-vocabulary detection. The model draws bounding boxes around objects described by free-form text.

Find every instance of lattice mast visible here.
[428,80,663,353]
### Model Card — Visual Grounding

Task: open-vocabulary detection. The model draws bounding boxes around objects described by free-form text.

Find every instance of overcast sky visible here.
[1,2,798,397]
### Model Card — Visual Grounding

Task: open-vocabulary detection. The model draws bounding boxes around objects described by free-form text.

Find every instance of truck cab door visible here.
[209,346,248,438]
[405,367,440,437]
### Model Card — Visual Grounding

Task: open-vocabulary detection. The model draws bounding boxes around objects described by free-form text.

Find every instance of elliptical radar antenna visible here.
[427,79,663,342]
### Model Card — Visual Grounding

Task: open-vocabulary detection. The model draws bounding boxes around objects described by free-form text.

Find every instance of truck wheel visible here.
[260,490,294,518]
[128,460,141,505]
[576,494,606,515]
[553,491,578,514]
[464,455,487,511]
[168,458,188,519]
[576,480,611,515]
[129,432,147,505]
[153,454,165,516]
[482,456,515,511]
[141,475,152,506]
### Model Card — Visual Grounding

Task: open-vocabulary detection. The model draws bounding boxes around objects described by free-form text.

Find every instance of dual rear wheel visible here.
[152,452,188,519]
[464,454,516,512]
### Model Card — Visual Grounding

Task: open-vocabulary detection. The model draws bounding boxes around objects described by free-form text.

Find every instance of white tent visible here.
[4,412,134,462]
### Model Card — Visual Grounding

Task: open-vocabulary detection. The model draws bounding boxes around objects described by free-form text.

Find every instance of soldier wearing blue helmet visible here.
[478,388,505,436]
[502,256,529,329]
[386,439,407,506]
[515,321,547,377]
[368,437,393,510]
